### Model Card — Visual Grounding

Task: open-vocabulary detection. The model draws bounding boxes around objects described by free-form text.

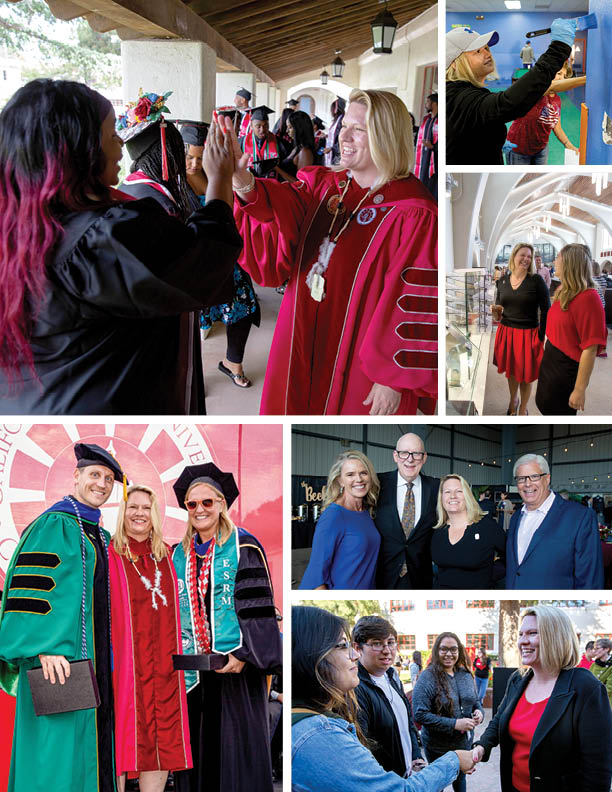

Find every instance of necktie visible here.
[399,483,415,580]
[401,482,415,540]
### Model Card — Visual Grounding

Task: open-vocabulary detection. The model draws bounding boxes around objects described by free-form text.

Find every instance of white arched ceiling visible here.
[286,79,351,102]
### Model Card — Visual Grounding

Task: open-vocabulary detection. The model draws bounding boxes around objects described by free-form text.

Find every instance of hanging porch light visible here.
[371,2,398,54]
[331,50,345,79]
[320,67,329,85]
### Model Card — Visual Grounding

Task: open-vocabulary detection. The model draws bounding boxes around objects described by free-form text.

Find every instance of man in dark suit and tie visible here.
[506,453,604,589]
[374,433,440,589]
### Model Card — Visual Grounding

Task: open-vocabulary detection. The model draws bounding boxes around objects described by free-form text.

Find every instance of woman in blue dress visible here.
[300,450,381,590]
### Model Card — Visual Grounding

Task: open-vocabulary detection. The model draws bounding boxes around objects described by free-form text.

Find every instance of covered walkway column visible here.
[216,72,255,106]
[122,40,217,121]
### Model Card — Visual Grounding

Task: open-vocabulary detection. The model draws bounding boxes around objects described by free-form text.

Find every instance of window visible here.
[398,634,416,651]
[390,600,415,612]
[427,634,439,649]
[466,633,494,650]
[466,600,495,608]
[427,600,453,609]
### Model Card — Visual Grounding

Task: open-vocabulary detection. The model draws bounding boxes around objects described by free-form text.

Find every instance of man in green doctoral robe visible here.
[0,442,126,792]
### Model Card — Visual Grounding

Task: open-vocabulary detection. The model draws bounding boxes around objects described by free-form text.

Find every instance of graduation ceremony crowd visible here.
[0,443,282,792]
[0,76,439,416]
[297,433,605,591]
[292,604,612,791]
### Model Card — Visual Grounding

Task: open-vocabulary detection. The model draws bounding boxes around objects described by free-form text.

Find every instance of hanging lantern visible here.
[332,51,345,79]
[371,3,398,54]
[320,68,329,85]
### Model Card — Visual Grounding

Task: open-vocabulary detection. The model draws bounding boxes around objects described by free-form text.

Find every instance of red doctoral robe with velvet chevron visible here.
[234,166,437,415]
[109,538,192,776]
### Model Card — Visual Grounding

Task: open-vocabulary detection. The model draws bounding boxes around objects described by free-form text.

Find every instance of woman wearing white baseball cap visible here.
[446,19,576,165]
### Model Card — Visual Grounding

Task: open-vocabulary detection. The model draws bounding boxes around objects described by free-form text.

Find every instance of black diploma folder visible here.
[27,659,100,716]
[173,653,228,671]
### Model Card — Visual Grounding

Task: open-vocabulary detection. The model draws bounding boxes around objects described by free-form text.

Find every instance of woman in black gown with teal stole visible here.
[171,463,282,792]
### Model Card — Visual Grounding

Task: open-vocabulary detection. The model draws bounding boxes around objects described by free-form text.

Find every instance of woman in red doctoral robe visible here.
[109,485,192,792]
[230,88,438,415]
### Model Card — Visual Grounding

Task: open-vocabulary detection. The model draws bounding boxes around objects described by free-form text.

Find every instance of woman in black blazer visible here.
[472,605,612,792]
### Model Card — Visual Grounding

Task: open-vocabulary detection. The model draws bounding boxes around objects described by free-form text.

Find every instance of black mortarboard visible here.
[286,98,299,107]
[251,105,274,121]
[236,87,252,101]
[74,443,125,482]
[336,96,346,112]
[173,463,239,510]
[177,119,209,146]
[216,105,239,120]
[312,115,326,130]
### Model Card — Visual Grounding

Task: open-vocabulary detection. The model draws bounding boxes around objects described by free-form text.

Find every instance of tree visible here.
[298,600,387,626]
[498,600,539,667]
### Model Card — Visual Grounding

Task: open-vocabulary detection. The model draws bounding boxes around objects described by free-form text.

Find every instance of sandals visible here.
[218,361,251,388]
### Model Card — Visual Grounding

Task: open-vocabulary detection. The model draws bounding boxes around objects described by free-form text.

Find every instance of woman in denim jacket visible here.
[292,606,476,791]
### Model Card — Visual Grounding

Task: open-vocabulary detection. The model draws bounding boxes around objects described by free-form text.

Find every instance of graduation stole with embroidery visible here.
[243,132,279,166]
[173,530,242,664]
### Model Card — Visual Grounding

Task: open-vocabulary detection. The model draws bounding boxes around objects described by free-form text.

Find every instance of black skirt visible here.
[535,340,579,415]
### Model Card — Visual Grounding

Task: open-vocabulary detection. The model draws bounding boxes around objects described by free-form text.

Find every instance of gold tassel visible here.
[123,474,128,502]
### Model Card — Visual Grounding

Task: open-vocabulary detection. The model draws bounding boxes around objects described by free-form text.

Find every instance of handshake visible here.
[454,744,486,775]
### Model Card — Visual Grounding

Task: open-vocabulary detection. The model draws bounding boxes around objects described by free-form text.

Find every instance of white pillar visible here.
[271,87,281,117]
[216,72,255,107]
[255,81,269,108]
[122,40,216,122]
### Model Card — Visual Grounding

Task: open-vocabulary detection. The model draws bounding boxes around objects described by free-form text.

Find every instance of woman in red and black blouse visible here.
[472,605,612,792]
[492,242,550,415]
[536,244,607,415]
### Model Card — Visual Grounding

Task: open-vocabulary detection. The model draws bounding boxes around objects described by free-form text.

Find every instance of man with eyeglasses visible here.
[375,433,439,589]
[351,615,426,778]
[506,453,603,589]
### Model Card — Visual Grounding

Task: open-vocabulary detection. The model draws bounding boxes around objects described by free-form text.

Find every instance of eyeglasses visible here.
[515,474,547,484]
[334,640,360,658]
[395,451,425,461]
[364,640,397,652]
[439,647,459,655]
[184,498,222,511]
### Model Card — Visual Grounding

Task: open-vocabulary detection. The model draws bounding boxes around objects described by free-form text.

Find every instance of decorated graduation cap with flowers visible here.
[116,90,173,179]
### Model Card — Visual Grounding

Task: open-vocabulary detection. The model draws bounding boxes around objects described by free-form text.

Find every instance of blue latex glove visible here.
[502,141,517,153]
[550,17,577,47]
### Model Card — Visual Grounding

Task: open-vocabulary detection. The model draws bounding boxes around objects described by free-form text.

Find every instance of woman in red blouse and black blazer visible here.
[472,605,612,792]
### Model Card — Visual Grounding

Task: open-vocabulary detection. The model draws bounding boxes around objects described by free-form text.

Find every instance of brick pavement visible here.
[439,708,501,792]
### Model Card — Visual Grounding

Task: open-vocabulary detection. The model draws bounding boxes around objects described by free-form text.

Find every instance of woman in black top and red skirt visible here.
[492,242,550,415]
[535,244,606,415]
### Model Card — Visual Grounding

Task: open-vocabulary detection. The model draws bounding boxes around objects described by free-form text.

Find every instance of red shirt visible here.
[546,289,607,362]
[509,692,550,792]
[577,654,593,669]
[507,94,561,155]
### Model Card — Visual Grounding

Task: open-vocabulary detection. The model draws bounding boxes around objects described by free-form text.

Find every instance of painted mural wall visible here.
[0,423,283,610]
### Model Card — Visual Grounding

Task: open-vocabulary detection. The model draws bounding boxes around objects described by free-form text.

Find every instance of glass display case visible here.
[446,268,490,415]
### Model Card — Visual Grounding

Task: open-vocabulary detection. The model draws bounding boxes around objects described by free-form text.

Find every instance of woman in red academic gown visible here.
[228,88,438,416]
[109,485,192,792]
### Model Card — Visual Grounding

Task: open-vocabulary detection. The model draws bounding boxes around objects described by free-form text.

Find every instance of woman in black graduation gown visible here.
[171,463,282,792]
[0,79,240,415]
[431,474,506,589]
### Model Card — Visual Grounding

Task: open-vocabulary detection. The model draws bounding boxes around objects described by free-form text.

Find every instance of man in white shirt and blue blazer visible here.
[506,453,604,589]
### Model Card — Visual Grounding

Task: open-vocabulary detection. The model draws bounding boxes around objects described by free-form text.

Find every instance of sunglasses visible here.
[184,498,222,511]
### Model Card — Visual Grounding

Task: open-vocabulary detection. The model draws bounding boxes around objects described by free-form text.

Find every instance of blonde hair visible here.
[180,479,235,555]
[113,484,168,561]
[446,50,499,87]
[340,89,414,188]
[323,449,380,516]
[508,242,535,275]
[554,243,595,311]
[434,474,485,528]
[519,605,579,675]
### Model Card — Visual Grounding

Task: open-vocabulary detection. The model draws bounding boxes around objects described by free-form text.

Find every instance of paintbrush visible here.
[526,13,598,38]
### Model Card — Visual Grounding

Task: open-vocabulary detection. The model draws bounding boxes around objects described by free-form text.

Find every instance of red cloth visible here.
[109,538,192,775]
[0,692,15,791]
[493,324,543,383]
[234,166,438,414]
[507,94,561,155]
[546,290,607,362]
[577,654,593,669]
[509,692,550,792]
[239,109,252,137]
[414,113,438,179]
